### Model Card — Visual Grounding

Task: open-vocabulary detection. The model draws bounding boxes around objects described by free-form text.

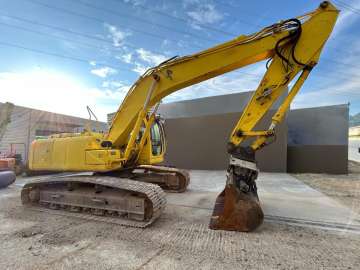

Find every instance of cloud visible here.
[293,75,360,110]
[128,48,168,75]
[0,70,126,121]
[176,39,189,48]
[102,80,125,89]
[104,23,131,47]
[102,86,130,101]
[163,63,265,103]
[162,39,171,47]
[183,1,223,29]
[119,53,133,64]
[187,4,223,25]
[182,0,201,8]
[91,66,117,78]
[132,62,150,75]
[332,0,360,37]
[136,48,167,65]
[123,0,145,6]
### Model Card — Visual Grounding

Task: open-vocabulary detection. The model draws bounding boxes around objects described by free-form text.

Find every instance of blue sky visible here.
[0,0,359,121]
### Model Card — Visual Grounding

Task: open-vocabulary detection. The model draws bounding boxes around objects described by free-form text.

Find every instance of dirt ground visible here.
[293,161,360,215]
[0,172,359,270]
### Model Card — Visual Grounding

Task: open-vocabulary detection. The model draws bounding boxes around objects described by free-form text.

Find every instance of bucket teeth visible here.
[209,185,264,232]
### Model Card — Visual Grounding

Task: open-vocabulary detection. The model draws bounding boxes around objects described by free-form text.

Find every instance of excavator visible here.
[21,1,339,232]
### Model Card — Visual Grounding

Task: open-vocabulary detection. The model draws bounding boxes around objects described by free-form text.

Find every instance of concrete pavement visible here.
[167,170,360,232]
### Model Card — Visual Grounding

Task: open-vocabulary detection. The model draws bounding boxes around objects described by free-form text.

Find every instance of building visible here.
[0,102,108,162]
[108,91,349,174]
[287,104,348,173]
[349,126,360,137]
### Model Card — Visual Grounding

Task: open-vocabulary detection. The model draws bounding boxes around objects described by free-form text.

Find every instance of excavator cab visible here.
[137,117,166,165]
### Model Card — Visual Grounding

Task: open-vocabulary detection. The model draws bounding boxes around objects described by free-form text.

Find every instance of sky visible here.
[0,0,360,121]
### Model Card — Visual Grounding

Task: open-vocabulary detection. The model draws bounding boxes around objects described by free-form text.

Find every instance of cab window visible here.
[150,122,163,156]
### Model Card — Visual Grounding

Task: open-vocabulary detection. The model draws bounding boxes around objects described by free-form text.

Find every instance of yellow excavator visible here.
[21,1,339,232]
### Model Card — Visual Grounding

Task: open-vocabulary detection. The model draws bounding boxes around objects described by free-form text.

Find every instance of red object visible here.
[0,158,15,171]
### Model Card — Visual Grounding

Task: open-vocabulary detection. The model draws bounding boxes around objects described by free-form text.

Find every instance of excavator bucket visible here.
[209,184,264,232]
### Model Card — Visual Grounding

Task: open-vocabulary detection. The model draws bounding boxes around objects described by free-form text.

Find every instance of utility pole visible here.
[26,109,32,163]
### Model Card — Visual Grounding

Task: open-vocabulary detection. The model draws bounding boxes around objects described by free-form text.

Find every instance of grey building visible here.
[287,104,349,173]
[158,91,288,172]
[0,102,108,163]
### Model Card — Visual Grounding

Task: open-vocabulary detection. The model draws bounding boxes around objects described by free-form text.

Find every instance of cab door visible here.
[150,120,165,157]
[137,119,166,165]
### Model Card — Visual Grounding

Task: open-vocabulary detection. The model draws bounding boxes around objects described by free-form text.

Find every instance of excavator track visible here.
[21,175,166,228]
[119,165,190,193]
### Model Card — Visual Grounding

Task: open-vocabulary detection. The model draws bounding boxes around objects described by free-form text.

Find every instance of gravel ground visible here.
[293,161,360,215]
[0,181,359,270]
